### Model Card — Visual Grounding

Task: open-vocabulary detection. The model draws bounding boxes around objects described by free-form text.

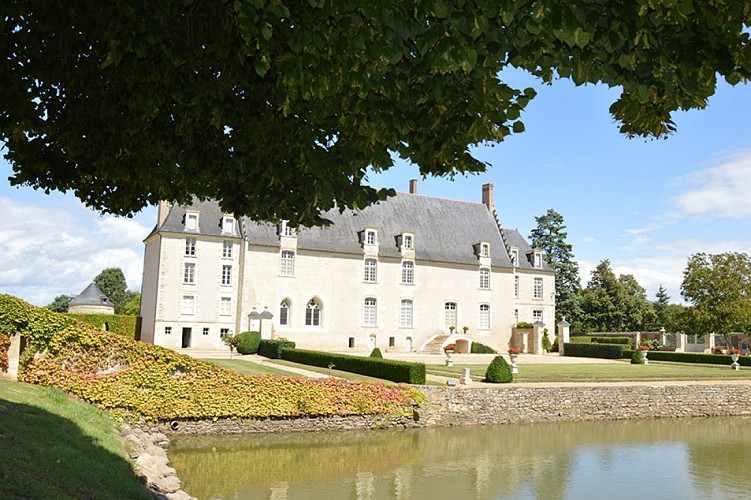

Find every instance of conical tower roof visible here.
[69,282,114,307]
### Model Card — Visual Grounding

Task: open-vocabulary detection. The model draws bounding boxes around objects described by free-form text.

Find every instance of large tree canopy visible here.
[2,1,750,225]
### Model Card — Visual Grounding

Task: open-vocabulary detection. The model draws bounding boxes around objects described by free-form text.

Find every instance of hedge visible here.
[569,336,592,344]
[563,343,627,359]
[470,342,497,354]
[621,349,751,367]
[591,336,632,347]
[282,348,426,384]
[258,338,296,359]
[66,313,142,339]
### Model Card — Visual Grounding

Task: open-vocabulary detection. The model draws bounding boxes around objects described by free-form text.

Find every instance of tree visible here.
[653,285,671,329]
[121,293,142,317]
[94,268,132,314]
[680,252,751,346]
[45,294,71,313]
[529,209,582,327]
[3,2,750,225]
[579,260,656,332]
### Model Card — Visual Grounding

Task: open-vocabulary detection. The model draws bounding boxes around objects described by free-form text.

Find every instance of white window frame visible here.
[363,297,377,327]
[479,267,490,289]
[282,221,295,236]
[479,304,490,330]
[305,298,321,326]
[444,302,457,332]
[222,215,235,234]
[480,242,490,257]
[400,299,413,328]
[185,237,196,256]
[534,252,542,268]
[202,327,210,336]
[280,250,295,276]
[164,326,172,335]
[402,234,413,250]
[220,328,230,338]
[514,276,520,298]
[221,265,232,286]
[511,248,519,266]
[365,229,377,246]
[183,263,195,284]
[534,277,543,299]
[181,295,194,315]
[222,240,233,258]
[401,261,414,285]
[220,297,231,316]
[533,310,543,322]
[363,258,377,283]
[185,212,199,231]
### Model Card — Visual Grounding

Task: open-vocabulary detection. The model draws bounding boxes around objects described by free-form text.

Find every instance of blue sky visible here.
[2,71,750,306]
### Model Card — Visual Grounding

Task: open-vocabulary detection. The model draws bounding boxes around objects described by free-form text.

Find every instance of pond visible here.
[168,417,751,499]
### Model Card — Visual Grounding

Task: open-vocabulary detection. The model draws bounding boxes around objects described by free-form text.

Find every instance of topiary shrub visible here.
[542,330,552,352]
[235,331,262,355]
[630,349,642,364]
[470,342,497,354]
[484,355,512,383]
[369,347,383,358]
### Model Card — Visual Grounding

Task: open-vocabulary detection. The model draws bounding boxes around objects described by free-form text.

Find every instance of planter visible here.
[640,350,649,365]
[509,353,519,374]
[445,350,454,367]
[731,353,740,371]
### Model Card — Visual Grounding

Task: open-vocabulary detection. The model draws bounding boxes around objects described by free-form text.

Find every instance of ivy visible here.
[0,333,10,372]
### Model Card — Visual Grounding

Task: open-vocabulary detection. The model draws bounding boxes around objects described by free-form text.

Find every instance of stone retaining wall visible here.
[135,382,751,436]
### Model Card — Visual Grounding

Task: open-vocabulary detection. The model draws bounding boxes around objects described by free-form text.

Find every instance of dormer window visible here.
[510,248,519,266]
[185,212,199,231]
[403,234,413,249]
[280,220,296,237]
[366,230,376,245]
[480,242,490,257]
[534,251,542,268]
[222,215,234,234]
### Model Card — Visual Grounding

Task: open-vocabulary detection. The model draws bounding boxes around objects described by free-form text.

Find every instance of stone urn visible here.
[640,349,649,365]
[444,348,454,367]
[509,353,519,374]
[731,351,741,371]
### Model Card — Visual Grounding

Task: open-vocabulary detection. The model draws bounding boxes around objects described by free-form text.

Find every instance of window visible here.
[185,237,196,256]
[514,276,520,298]
[480,243,490,257]
[510,248,519,266]
[183,263,195,284]
[202,327,209,336]
[365,230,376,245]
[282,221,295,236]
[363,298,377,326]
[220,297,231,316]
[401,261,414,284]
[181,295,194,315]
[479,268,490,289]
[281,250,295,276]
[221,265,232,285]
[185,212,198,230]
[164,326,172,335]
[533,310,543,322]
[515,309,519,324]
[279,299,290,326]
[400,299,413,328]
[444,302,457,331]
[402,234,413,249]
[534,252,542,268]
[222,240,233,258]
[534,277,543,299]
[479,304,490,329]
[222,215,234,233]
[305,299,321,326]
[364,258,377,283]
[220,328,230,338]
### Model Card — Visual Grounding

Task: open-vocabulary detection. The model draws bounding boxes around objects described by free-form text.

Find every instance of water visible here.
[168,417,751,499]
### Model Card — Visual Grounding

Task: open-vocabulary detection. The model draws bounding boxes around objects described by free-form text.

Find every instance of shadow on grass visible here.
[0,397,152,499]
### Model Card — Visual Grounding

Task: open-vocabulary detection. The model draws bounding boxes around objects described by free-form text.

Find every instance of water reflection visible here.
[169,417,751,499]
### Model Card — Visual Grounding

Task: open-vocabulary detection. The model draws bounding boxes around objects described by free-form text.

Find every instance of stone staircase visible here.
[418,334,451,354]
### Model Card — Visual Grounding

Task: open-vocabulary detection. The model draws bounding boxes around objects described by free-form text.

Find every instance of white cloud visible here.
[670,151,751,219]
[0,197,150,306]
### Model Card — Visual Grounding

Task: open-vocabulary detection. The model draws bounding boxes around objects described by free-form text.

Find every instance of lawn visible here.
[0,378,152,499]
[203,358,303,377]
[427,360,751,383]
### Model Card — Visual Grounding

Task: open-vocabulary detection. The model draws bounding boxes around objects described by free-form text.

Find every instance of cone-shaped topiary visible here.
[369,347,383,358]
[630,350,642,364]
[485,355,512,383]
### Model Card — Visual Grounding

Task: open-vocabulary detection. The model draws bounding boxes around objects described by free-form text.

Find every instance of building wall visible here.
[139,234,162,343]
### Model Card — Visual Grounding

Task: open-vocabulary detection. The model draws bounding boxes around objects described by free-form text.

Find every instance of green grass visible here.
[203,358,302,377]
[427,360,751,383]
[0,378,152,499]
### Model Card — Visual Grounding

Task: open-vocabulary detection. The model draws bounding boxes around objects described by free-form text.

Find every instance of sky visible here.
[2,70,750,307]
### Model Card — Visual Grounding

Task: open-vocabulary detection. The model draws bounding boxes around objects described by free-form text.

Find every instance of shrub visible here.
[542,330,552,352]
[235,331,262,355]
[630,350,643,364]
[591,336,632,347]
[282,349,426,384]
[0,294,75,348]
[515,322,534,329]
[369,347,383,358]
[551,335,559,353]
[485,356,512,383]
[470,342,497,354]
[258,338,296,359]
[563,343,626,359]
[621,349,751,367]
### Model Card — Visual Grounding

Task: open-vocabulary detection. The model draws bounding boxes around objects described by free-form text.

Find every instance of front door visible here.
[405,336,413,352]
[181,327,192,348]
[368,335,377,350]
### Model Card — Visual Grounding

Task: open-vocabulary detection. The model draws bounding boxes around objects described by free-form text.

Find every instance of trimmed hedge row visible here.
[563,343,627,359]
[258,338,296,359]
[67,313,142,339]
[470,342,497,354]
[591,336,632,347]
[569,336,592,344]
[282,348,426,384]
[621,349,751,367]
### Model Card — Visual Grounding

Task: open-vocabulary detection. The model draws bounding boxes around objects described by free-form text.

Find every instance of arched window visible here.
[279,299,290,326]
[306,298,321,326]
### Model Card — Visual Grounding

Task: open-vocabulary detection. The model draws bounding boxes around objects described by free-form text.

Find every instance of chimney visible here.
[157,200,172,227]
[482,183,494,213]
[409,179,418,194]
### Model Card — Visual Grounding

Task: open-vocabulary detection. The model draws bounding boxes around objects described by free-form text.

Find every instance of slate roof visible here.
[501,228,553,272]
[152,193,552,270]
[69,282,114,308]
